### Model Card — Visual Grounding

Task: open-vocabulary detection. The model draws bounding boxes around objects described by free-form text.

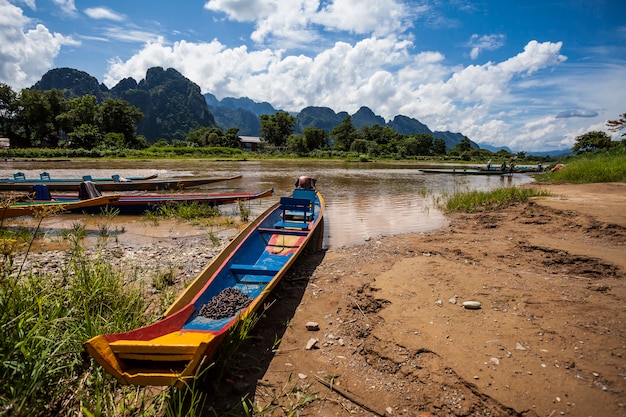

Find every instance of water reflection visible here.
[1,160,535,248]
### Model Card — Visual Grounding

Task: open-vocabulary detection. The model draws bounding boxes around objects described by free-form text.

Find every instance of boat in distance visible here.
[83,180,324,386]
[0,175,243,192]
[52,188,275,214]
[2,171,157,183]
[419,168,513,175]
[1,194,120,220]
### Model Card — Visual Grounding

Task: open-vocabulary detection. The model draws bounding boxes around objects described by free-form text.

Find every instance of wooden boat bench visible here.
[274,197,311,230]
[231,263,281,284]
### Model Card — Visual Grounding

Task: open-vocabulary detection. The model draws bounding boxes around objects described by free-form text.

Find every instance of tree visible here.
[286,134,308,154]
[0,83,17,137]
[259,111,297,147]
[606,113,626,137]
[433,138,447,155]
[330,115,357,150]
[303,127,328,150]
[572,131,611,154]
[449,137,472,155]
[98,99,143,148]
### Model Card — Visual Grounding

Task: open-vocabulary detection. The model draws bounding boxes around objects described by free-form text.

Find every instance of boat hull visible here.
[84,188,325,386]
[0,195,121,219]
[419,168,512,175]
[0,175,242,192]
[52,188,274,214]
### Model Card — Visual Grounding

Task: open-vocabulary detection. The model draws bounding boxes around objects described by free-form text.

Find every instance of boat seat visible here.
[291,189,316,220]
[39,172,50,180]
[13,172,25,180]
[230,264,281,275]
[82,175,93,181]
[258,227,308,236]
[33,184,51,201]
[274,197,311,230]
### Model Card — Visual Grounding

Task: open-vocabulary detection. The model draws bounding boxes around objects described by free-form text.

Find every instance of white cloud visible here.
[0,0,78,89]
[84,7,125,22]
[468,33,505,59]
[204,0,413,46]
[52,0,76,16]
[104,36,578,150]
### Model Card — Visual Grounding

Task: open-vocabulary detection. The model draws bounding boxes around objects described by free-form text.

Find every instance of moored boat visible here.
[2,172,158,183]
[83,178,324,386]
[51,188,275,214]
[0,193,120,220]
[0,175,242,192]
[419,168,511,175]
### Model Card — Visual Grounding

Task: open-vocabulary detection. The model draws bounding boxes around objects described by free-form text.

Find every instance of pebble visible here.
[462,300,481,309]
[305,338,318,350]
[305,321,320,331]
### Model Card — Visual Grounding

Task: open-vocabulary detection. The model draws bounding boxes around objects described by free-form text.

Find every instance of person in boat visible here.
[500,161,507,171]
[487,159,492,170]
[537,162,543,172]
[508,161,515,173]
[295,176,316,190]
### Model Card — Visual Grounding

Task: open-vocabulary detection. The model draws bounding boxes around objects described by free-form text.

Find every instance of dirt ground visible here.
[212,182,626,417]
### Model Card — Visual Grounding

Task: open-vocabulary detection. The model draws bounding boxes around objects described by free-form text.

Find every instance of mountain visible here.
[31,66,475,149]
[352,106,386,130]
[32,67,107,102]
[33,67,216,142]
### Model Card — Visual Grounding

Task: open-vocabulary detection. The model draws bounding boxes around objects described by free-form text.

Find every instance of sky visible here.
[1,0,625,152]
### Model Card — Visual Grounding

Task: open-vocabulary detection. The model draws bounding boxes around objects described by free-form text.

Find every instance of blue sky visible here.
[1,0,625,151]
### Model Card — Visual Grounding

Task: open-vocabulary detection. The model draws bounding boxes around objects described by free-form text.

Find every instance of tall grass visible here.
[0,221,156,416]
[443,186,551,213]
[537,149,626,183]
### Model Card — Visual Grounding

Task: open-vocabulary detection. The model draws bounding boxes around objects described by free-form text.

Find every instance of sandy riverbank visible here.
[211,182,625,416]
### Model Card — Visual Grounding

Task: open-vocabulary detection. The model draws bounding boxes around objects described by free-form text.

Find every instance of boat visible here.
[0,175,243,192]
[51,188,275,214]
[2,172,158,183]
[1,192,120,220]
[84,181,324,387]
[419,168,512,175]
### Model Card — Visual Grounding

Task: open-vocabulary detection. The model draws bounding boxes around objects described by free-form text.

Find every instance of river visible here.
[1,159,535,248]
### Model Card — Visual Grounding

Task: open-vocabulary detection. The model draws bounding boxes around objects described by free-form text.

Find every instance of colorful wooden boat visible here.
[0,175,242,192]
[2,172,158,183]
[0,194,120,219]
[51,188,275,214]
[84,185,325,386]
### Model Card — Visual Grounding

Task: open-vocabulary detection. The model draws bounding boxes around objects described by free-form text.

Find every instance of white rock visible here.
[305,338,319,350]
[305,321,320,331]
[462,300,482,309]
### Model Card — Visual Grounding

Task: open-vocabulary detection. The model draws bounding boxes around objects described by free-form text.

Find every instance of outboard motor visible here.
[295,176,316,190]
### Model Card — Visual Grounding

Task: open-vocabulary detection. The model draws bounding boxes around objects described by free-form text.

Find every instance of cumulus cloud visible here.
[555,109,599,118]
[104,36,576,149]
[0,0,78,89]
[204,0,413,45]
[84,7,125,22]
[468,33,505,59]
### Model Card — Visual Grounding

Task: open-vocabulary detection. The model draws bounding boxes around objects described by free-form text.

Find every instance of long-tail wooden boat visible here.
[84,185,325,386]
[0,194,120,219]
[51,188,275,214]
[1,172,157,183]
[0,175,242,192]
[419,168,512,175]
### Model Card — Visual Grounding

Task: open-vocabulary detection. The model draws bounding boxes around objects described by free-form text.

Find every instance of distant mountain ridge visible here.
[32,66,475,149]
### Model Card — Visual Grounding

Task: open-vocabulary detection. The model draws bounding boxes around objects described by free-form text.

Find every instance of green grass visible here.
[537,150,626,183]
[443,186,551,213]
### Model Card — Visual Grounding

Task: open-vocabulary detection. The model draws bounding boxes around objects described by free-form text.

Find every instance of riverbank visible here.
[4,182,625,416]
[226,182,625,416]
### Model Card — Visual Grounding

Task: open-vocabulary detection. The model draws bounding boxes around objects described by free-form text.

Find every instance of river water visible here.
[1,159,535,248]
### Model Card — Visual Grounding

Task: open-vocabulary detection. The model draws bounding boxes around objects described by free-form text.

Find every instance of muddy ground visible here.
[209,183,626,417]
